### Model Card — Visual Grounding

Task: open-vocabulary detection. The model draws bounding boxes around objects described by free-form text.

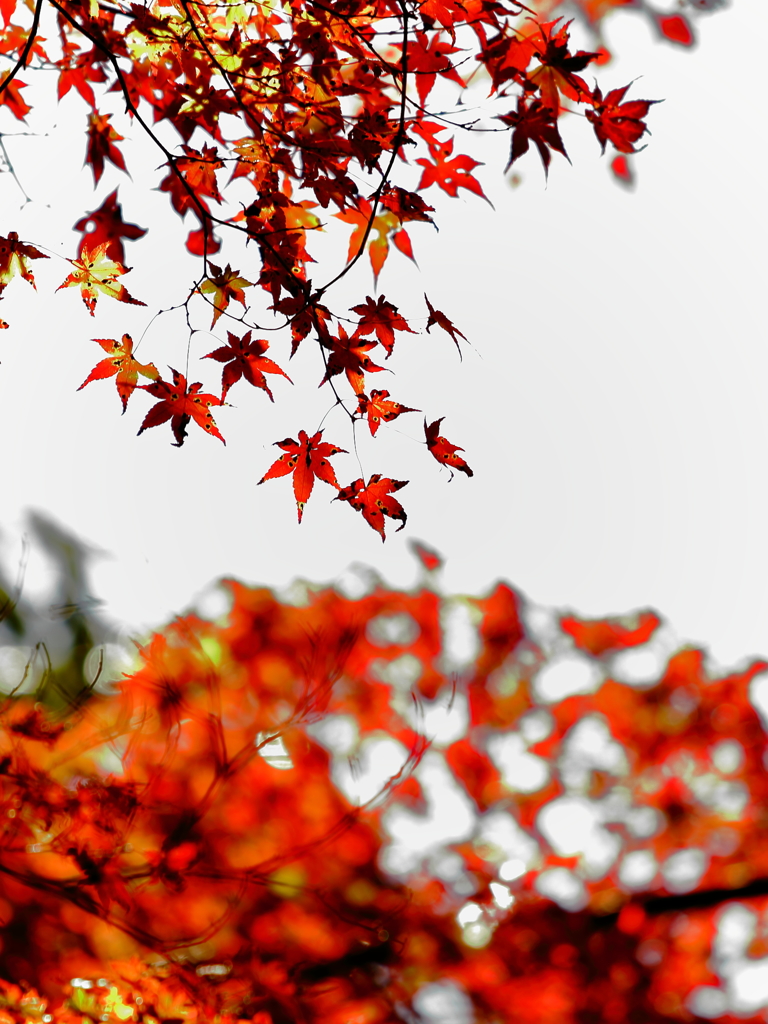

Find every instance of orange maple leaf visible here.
[335,199,407,283]
[526,19,600,111]
[176,144,224,202]
[356,389,419,437]
[78,334,159,412]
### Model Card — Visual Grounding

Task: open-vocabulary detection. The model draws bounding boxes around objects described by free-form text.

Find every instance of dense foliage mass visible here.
[1,550,767,1024]
[0,0,712,531]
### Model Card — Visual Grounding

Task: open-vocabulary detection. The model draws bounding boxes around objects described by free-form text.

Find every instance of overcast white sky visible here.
[0,0,766,666]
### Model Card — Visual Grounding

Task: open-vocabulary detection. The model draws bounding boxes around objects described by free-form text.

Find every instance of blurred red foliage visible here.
[1,576,768,1024]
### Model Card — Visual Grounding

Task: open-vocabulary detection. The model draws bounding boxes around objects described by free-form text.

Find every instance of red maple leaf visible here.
[560,610,662,657]
[349,110,400,172]
[657,12,694,45]
[479,30,536,91]
[159,172,207,219]
[380,186,435,225]
[586,84,658,154]
[0,79,30,121]
[176,144,224,202]
[78,334,159,412]
[356,389,419,436]
[499,98,570,177]
[351,295,416,357]
[610,154,634,186]
[424,417,473,477]
[86,110,127,186]
[416,135,488,201]
[138,369,225,447]
[159,145,224,217]
[274,294,333,357]
[409,539,443,572]
[57,43,107,107]
[424,294,466,357]
[73,189,147,263]
[320,325,387,395]
[258,429,346,523]
[203,329,292,400]
[402,32,465,106]
[186,226,222,257]
[335,474,408,540]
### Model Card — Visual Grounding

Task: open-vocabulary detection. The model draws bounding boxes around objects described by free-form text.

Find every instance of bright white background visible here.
[0,0,766,665]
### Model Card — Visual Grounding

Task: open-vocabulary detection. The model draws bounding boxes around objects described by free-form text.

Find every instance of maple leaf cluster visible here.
[0,0,707,533]
[0,569,767,1024]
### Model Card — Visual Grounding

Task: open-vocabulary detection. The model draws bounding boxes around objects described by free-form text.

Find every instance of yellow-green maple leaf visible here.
[57,242,146,316]
[198,262,252,327]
